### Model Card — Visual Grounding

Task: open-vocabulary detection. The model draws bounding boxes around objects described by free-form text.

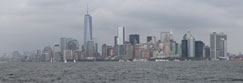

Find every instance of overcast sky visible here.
[0,0,243,55]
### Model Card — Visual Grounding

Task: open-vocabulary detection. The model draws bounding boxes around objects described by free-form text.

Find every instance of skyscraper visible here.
[67,39,79,51]
[84,9,93,43]
[53,44,62,61]
[182,32,195,58]
[188,36,195,58]
[83,8,95,56]
[61,37,79,60]
[129,34,140,45]
[195,41,205,59]
[147,36,152,43]
[181,40,188,58]
[147,36,156,44]
[114,36,118,46]
[102,44,108,57]
[210,32,227,60]
[117,26,125,45]
[160,32,171,57]
[170,40,178,57]
[42,46,53,62]
[204,46,210,60]
[60,37,72,59]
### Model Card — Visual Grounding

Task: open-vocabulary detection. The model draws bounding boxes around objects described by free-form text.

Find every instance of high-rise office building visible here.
[160,32,171,57]
[147,36,152,43]
[42,46,53,61]
[102,44,108,57]
[182,32,195,58]
[102,44,114,57]
[169,30,174,40]
[67,39,79,51]
[36,49,41,61]
[83,8,96,56]
[53,44,62,61]
[204,46,210,59]
[147,36,156,44]
[177,43,182,57]
[117,26,125,45]
[188,36,195,58]
[181,40,188,58]
[170,40,178,57]
[84,9,93,45]
[195,41,205,59]
[86,41,95,56]
[61,37,79,60]
[61,37,72,55]
[129,34,140,45]
[160,32,170,42]
[210,32,227,60]
[114,36,118,46]
[95,43,98,54]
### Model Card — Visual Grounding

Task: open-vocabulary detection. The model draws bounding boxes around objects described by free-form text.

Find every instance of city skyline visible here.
[1,0,243,55]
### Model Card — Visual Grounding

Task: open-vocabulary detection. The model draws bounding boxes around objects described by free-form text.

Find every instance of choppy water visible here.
[0,61,243,83]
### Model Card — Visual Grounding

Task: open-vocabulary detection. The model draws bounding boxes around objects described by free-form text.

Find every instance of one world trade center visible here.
[83,9,95,56]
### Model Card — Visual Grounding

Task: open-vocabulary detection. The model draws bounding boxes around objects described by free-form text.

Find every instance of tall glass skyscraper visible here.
[83,9,94,56]
[84,10,92,43]
[187,37,195,58]
[182,32,195,58]
[129,34,140,45]
[117,26,125,45]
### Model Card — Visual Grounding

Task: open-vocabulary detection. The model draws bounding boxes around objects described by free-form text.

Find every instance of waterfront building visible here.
[53,44,62,61]
[61,37,79,60]
[160,32,171,57]
[67,39,79,51]
[114,36,118,46]
[187,36,195,58]
[102,44,114,58]
[195,41,205,59]
[210,32,227,60]
[204,46,210,60]
[63,50,73,61]
[83,8,96,57]
[102,44,108,57]
[36,49,41,61]
[181,32,195,58]
[86,41,96,57]
[181,40,188,58]
[170,40,177,57]
[42,46,52,62]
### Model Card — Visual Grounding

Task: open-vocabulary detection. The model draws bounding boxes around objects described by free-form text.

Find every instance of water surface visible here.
[0,61,243,83]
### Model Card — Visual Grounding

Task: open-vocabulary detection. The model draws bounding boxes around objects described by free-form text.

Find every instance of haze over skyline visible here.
[1,0,243,55]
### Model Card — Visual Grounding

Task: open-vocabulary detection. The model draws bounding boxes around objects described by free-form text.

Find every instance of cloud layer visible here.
[0,0,243,54]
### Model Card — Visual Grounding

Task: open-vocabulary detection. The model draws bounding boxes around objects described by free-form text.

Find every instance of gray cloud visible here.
[0,0,242,55]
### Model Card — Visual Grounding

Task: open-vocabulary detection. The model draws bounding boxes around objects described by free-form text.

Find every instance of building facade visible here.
[210,32,227,60]
[117,26,125,45]
[195,41,205,59]
[129,34,140,45]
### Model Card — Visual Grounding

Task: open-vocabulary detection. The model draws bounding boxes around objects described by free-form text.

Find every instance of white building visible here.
[117,26,125,45]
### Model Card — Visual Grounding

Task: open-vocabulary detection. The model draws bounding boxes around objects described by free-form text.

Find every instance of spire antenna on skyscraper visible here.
[83,5,93,56]
[86,4,89,14]
[170,29,173,34]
